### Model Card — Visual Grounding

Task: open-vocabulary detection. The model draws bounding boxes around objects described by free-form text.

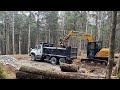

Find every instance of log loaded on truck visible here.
[30,43,77,65]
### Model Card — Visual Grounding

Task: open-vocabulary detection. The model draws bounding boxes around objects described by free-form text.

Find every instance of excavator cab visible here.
[87,41,102,58]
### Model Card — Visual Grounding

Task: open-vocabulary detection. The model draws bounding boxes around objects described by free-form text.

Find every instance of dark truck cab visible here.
[30,43,77,65]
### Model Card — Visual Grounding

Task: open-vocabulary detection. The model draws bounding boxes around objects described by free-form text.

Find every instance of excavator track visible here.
[81,58,108,66]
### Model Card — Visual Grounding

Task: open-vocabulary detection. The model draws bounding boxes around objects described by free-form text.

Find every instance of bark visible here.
[16,66,106,79]
[6,28,9,54]
[95,13,98,41]
[36,11,40,45]
[12,12,15,54]
[48,29,50,43]
[97,12,102,41]
[28,12,31,54]
[86,11,88,34]
[5,15,9,55]
[60,64,80,72]
[19,30,22,54]
[106,11,117,79]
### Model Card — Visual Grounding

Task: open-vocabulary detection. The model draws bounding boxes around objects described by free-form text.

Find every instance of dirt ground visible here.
[10,54,31,61]
[9,54,108,76]
[5,54,119,78]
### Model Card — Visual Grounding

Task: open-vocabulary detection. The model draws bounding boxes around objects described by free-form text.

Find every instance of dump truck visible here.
[30,42,77,65]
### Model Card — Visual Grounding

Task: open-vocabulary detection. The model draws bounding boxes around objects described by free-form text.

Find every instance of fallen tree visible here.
[60,64,79,72]
[16,65,110,79]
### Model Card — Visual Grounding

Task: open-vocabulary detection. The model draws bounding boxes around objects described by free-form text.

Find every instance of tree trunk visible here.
[106,11,117,79]
[95,13,98,41]
[28,12,31,54]
[5,14,9,55]
[16,66,106,79]
[6,27,9,54]
[19,30,22,54]
[12,12,15,55]
[36,11,40,45]
[86,11,89,34]
[48,29,50,43]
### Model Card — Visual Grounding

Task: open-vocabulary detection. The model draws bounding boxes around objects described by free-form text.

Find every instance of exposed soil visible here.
[0,54,119,79]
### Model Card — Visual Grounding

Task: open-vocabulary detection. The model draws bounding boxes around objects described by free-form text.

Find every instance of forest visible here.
[0,11,120,55]
[0,11,119,79]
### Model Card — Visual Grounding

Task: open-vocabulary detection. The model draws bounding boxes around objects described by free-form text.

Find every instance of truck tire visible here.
[59,58,66,65]
[46,55,50,61]
[31,54,36,61]
[50,57,57,65]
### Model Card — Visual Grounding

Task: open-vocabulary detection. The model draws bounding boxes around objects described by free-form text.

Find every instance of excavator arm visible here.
[62,31,94,42]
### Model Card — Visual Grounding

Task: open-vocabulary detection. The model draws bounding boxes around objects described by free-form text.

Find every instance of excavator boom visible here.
[62,31,94,42]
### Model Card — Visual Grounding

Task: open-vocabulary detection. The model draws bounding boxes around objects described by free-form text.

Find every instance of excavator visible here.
[59,30,110,65]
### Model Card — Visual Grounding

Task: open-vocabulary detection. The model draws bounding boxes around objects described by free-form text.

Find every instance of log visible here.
[16,65,107,79]
[16,70,43,79]
[60,64,79,72]
[114,54,120,58]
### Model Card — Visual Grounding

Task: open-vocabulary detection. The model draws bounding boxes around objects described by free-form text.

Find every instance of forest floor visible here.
[0,54,120,79]
[10,55,113,77]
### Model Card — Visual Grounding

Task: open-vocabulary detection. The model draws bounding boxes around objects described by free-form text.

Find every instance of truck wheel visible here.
[31,54,36,61]
[50,57,57,65]
[59,58,66,65]
[46,56,50,61]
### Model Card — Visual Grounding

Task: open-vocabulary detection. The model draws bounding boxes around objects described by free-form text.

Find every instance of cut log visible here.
[60,64,80,72]
[16,65,108,79]
[16,70,43,79]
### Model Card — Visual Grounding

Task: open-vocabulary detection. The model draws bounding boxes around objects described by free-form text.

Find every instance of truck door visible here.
[36,45,42,56]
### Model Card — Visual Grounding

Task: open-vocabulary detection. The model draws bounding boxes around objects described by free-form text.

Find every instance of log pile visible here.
[16,65,106,79]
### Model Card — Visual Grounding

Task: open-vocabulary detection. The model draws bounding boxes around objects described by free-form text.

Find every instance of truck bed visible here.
[43,46,77,59]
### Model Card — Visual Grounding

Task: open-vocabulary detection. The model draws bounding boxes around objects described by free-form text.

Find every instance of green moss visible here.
[0,64,9,79]
[0,63,16,79]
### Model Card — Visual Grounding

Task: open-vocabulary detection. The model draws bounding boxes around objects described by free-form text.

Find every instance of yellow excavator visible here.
[60,30,110,65]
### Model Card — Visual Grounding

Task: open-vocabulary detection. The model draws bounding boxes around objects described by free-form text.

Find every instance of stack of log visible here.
[16,65,106,79]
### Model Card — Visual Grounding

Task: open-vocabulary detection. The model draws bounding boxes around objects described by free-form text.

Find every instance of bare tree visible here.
[106,11,117,79]
[12,11,15,54]
[19,30,22,54]
[28,11,31,54]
